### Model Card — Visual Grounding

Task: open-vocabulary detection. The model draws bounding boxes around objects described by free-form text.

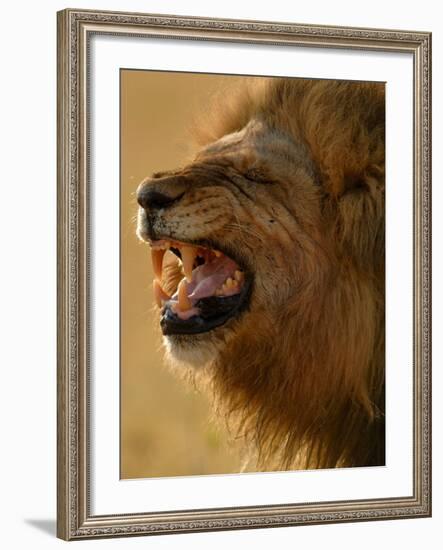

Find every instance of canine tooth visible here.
[153,279,170,308]
[151,248,166,280]
[181,246,197,281]
[178,279,192,310]
[226,277,234,287]
[214,250,222,257]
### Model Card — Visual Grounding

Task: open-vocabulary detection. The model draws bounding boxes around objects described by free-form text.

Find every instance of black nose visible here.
[137,189,183,211]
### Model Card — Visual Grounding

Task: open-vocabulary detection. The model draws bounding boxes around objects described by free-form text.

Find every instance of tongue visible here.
[187,274,224,301]
[189,259,237,300]
[169,256,239,318]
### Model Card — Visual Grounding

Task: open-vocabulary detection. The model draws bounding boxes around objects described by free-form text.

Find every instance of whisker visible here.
[224,221,264,242]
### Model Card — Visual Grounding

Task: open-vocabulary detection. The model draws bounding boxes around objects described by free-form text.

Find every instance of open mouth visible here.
[148,239,251,336]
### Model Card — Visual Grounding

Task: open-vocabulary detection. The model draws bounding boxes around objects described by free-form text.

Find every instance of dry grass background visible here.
[120,70,251,479]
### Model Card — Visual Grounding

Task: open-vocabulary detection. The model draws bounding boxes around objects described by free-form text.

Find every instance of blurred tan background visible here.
[120,70,250,479]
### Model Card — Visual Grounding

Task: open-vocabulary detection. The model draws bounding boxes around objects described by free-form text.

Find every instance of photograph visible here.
[56,8,431,539]
[121,70,386,478]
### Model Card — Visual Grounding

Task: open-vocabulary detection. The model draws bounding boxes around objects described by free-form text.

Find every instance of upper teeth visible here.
[151,248,166,280]
[148,239,244,312]
[181,246,197,282]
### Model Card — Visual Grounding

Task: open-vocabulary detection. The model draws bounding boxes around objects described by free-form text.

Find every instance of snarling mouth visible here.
[148,239,251,336]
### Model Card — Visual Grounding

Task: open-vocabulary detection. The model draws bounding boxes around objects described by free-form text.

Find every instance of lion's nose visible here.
[137,188,184,211]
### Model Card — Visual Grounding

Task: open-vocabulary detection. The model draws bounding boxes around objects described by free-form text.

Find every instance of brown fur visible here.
[137,77,385,470]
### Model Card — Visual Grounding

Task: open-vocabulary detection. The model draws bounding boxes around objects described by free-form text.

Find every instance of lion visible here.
[136,77,385,471]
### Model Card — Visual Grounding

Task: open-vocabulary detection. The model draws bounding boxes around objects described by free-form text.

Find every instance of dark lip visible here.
[160,277,252,336]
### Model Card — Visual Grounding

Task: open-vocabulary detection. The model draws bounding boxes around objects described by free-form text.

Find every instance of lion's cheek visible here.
[252,268,296,310]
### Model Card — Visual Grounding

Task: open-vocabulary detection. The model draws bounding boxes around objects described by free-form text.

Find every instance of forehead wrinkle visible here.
[198,119,317,189]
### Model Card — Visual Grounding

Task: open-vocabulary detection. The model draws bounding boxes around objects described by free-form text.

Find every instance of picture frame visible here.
[57,8,432,540]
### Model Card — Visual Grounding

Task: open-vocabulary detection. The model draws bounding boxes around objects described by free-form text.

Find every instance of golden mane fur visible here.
[139,77,385,470]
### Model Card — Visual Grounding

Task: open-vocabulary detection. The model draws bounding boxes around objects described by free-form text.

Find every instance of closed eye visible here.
[242,168,273,184]
[225,175,256,202]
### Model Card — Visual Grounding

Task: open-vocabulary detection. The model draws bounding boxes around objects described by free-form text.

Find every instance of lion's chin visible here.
[163,320,240,369]
[163,333,221,368]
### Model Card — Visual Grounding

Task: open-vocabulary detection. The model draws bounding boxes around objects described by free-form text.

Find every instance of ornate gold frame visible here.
[57,8,431,540]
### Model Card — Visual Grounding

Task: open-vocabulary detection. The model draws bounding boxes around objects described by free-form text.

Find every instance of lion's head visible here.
[136,78,385,470]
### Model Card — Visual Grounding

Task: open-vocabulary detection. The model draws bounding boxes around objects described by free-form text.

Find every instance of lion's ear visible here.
[334,175,385,273]
[318,152,385,198]
[315,140,385,198]
[299,81,385,198]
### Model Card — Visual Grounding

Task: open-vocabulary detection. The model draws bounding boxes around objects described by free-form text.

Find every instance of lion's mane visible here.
[193,78,385,470]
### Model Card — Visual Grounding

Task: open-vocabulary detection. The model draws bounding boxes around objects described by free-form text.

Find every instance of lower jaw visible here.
[159,280,252,336]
